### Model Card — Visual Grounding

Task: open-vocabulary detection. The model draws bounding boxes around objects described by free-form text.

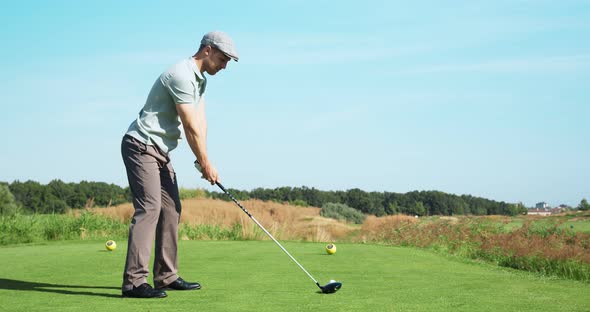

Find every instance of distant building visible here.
[535,202,549,209]
[530,202,551,216]
[528,203,572,216]
[528,208,552,216]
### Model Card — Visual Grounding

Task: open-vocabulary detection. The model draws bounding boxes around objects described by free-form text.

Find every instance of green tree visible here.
[451,198,467,215]
[408,201,426,216]
[48,179,74,204]
[0,183,21,215]
[345,188,373,213]
[513,202,528,215]
[9,180,45,213]
[8,180,67,214]
[578,198,590,211]
[386,202,399,214]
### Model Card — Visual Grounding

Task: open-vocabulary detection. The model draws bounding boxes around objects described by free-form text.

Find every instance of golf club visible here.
[194,161,342,294]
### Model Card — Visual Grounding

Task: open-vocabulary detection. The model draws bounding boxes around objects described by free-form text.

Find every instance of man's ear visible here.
[203,45,212,57]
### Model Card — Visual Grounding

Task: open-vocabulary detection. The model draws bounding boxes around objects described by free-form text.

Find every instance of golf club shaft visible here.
[216,182,321,287]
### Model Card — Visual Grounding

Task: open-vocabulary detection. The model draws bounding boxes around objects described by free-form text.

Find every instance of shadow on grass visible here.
[0,278,121,298]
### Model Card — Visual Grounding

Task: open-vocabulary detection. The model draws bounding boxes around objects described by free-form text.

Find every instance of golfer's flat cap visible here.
[201,31,239,62]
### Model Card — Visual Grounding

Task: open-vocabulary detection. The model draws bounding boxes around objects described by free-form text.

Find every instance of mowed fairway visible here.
[0,241,588,312]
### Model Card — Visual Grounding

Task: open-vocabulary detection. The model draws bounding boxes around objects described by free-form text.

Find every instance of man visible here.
[120,31,239,298]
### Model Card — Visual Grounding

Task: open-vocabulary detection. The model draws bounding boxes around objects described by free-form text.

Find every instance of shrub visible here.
[179,188,207,200]
[290,199,308,207]
[320,202,366,224]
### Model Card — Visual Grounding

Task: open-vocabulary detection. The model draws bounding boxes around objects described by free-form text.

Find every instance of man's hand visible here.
[196,160,219,185]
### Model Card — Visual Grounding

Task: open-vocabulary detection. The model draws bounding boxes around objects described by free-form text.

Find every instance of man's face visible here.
[203,47,231,75]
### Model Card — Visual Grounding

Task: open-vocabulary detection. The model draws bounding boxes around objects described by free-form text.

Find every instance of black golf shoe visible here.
[122,283,167,298]
[156,277,201,291]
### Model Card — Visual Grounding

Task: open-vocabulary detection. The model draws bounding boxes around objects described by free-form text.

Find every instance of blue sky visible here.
[1,0,588,207]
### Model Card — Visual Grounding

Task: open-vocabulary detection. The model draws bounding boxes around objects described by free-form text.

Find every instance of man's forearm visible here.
[184,99,209,166]
[185,125,208,166]
[177,99,218,183]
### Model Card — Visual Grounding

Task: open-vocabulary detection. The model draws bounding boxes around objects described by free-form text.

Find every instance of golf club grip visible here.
[215,181,228,194]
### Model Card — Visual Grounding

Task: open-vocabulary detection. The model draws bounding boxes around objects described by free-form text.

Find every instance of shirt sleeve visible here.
[162,73,196,105]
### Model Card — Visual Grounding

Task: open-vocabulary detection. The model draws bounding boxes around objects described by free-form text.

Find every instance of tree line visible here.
[6,180,586,217]
[1,180,129,214]
[208,186,529,216]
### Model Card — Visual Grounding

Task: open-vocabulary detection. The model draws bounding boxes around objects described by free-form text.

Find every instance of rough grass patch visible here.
[356,213,590,282]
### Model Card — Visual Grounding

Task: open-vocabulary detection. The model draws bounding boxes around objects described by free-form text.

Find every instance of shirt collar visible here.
[189,57,205,81]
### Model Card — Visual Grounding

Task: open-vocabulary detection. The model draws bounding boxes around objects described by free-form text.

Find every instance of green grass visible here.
[0,241,589,312]
[0,213,129,245]
[560,219,590,234]
[503,214,590,234]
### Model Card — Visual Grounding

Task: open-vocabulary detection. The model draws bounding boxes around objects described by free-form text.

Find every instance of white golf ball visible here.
[329,279,336,283]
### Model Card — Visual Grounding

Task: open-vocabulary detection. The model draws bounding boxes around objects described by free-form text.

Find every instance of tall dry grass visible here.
[358,215,419,243]
[86,198,355,242]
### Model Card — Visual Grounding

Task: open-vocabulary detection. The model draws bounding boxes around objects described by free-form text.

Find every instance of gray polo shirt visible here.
[126,57,207,153]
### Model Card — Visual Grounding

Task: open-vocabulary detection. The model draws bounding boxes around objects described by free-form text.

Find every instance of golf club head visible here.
[320,281,342,294]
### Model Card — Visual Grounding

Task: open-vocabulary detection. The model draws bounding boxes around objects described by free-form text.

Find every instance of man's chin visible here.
[206,69,219,76]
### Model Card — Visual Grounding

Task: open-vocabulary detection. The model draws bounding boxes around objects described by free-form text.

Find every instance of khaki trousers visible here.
[121,135,181,291]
